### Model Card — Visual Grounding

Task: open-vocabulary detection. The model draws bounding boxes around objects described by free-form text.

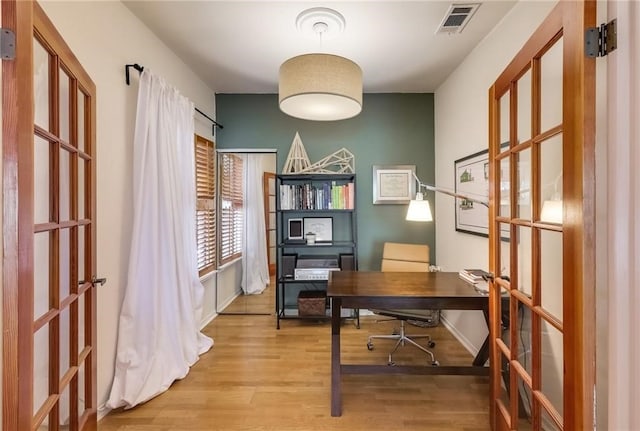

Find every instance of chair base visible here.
[367,320,439,366]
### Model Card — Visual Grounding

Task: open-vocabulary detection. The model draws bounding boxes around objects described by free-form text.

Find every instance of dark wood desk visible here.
[327,271,490,417]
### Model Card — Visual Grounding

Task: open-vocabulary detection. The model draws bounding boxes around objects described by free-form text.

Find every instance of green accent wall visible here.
[216,93,436,269]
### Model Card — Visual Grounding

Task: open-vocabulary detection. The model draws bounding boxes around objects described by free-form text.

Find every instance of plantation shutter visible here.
[195,135,216,275]
[220,153,243,264]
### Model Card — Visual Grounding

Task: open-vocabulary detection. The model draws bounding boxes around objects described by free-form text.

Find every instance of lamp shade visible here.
[279,53,363,121]
[406,193,433,222]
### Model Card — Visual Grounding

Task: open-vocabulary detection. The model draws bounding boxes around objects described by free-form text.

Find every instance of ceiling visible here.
[123,1,517,94]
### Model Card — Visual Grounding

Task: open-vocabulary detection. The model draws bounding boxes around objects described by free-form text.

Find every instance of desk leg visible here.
[473,307,490,366]
[331,297,342,417]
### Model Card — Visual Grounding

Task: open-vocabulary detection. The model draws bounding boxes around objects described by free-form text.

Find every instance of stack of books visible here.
[458,268,491,294]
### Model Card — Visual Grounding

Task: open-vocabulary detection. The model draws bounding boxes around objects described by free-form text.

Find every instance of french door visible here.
[487,1,595,430]
[2,1,98,430]
[263,172,276,276]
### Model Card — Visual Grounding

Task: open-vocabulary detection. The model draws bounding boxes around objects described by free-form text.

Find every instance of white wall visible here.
[604,1,638,429]
[39,0,217,413]
[595,2,609,429]
[434,0,557,354]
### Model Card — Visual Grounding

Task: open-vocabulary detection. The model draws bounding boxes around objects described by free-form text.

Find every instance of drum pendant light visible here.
[278,8,363,121]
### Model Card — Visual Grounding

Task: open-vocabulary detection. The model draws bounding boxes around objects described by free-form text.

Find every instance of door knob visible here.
[78,276,107,286]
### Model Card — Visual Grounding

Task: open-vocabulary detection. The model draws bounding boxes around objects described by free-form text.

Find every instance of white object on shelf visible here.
[300,148,355,174]
[282,132,355,174]
[282,132,312,174]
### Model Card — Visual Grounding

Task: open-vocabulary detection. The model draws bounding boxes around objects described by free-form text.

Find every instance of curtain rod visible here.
[125,63,224,134]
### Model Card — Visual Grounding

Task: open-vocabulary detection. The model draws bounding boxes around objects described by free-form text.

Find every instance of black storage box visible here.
[297,290,327,316]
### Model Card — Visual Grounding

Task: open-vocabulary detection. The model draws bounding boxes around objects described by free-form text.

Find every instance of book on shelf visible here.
[279,181,355,210]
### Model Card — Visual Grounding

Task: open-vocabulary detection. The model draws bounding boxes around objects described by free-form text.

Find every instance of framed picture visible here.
[287,218,303,240]
[303,217,333,242]
[454,148,510,239]
[372,165,416,204]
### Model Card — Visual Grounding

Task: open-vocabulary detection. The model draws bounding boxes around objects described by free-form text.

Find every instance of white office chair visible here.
[366,242,440,366]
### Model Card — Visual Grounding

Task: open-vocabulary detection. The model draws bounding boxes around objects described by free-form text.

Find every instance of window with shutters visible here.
[219,153,243,264]
[195,135,216,276]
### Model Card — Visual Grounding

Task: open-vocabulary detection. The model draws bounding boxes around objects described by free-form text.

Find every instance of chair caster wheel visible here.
[388,361,395,366]
[431,360,440,366]
[366,342,374,351]
[428,341,436,348]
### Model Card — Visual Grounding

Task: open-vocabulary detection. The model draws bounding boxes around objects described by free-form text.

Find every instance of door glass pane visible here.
[517,68,532,143]
[269,246,276,265]
[540,134,563,224]
[517,148,532,220]
[499,89,510,149]
[499,156,510,217]
[515,301,533,376]
[60,228,71,299]
[34,232,51,319]
[34,136,51,224]
[516,226,532,297]
[499,286,510,347]
[78,157,86,220]
[498,350,511,415]
[34,37,50,130]
[33,324,50,416]
[269,196,276,215]
[516,373,533,430]
[78,359,86,417]
[541,319,564,418]
[540,37,563,133]
[541,230,563,321]
[499,223,511,275]
[59,68,71,143]
[59,379,71,428]
[60,148,71,222]
[541,407,562,431]
[77,89,86,152]
[60,306,71,377]
[78,225,85,284]
[268,212,275,229]
[78,291,85,350]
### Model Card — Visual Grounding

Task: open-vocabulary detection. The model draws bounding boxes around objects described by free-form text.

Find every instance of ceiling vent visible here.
[436,3,481,34]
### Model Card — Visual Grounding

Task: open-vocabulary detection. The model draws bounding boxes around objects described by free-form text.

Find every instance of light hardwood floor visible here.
[99,284,490,431]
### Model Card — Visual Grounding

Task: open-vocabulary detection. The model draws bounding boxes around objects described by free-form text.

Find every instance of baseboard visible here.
[440,313,479,357]
[217,290,241,312]
[199,311,218,330]
[97,405,111,421]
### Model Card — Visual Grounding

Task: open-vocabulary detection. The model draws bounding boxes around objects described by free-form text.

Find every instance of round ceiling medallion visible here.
[295,7,346,40]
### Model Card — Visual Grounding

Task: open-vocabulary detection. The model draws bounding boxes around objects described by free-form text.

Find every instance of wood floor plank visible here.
[99,284,490,430]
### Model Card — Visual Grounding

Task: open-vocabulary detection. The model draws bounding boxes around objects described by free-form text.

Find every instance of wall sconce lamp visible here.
[540,173,563,224]
[406,173,489,222]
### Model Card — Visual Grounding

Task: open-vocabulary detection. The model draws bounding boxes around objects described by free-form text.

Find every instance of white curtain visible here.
[241,154,270,294]
[107,70,213,410]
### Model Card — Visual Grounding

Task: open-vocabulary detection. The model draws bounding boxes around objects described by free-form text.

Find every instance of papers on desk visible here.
[459,268,490,295]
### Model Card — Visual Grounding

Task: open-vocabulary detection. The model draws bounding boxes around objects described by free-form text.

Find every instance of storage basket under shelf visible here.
[297,290,327,316]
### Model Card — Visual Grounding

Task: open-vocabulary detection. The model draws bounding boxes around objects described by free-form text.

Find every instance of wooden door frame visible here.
[263,171,275,276]
[488,1,596,429]
[3,1,36,429]
[3,1,98,429]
